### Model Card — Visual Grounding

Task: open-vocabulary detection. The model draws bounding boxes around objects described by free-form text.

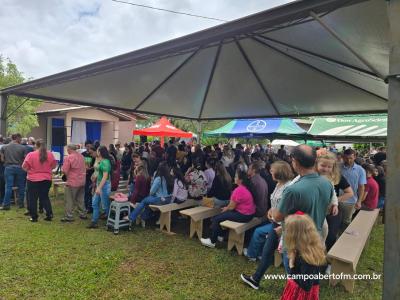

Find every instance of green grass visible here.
[0,197,383,300]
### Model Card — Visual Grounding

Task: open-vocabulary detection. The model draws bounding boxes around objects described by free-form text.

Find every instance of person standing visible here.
[82,144,95,213]
[277,145,286,160]
[87,146,112,229]
[0,133,28,210]
[61,144,87,222]
[22,140,56,221]
[340,149,366,228]
[241,145,333,290]
[0,136,5,203]
[166,140,177,167]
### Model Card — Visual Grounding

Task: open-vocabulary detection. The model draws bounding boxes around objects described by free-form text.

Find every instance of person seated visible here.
[200,170,255,248]
[185,158,207,200]
[207,161,232,207]
[129,160,151,204]
[171,167,188,204]
[126,162,173,223]
[204,157,216,193]
[244,161,293,261]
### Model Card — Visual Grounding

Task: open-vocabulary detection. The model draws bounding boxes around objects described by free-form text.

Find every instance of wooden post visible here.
[384,1,400,299]
[0,93,8,136]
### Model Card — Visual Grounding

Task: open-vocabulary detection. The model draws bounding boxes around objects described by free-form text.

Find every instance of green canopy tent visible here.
[203,118,308,139]
[307,114,387,142]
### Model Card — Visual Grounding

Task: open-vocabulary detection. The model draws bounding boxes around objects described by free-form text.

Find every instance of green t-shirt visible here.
[277,173,333,233]
[97,159,111,185]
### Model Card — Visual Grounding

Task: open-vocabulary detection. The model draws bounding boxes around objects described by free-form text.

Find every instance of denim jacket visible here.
[150,176,170,198]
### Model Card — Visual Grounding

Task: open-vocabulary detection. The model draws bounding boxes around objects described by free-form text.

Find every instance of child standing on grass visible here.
[280,214,326,300]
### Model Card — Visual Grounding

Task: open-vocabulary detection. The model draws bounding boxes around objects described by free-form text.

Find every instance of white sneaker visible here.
[141,220,146,228]
[156,219,160,225]
[325,264,331,275]
[217,236,224,242]
[200,238,215,248]
[243,248,256,262]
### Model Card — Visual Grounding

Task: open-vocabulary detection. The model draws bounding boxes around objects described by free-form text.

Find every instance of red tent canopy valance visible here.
[133,116,193,138]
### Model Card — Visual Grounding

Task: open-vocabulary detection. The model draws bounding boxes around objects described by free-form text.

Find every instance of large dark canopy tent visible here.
[1,0,399,298]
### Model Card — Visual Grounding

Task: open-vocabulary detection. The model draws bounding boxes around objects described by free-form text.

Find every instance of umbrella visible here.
[133,116,192,146]
[271,139,299,147]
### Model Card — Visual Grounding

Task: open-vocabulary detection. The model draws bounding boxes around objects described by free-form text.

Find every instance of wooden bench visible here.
[11,187,19,204]
[220,218,262,255]
[149,199,200,234]
[53,181,66,201]
[180,206,222,239]
[327,209,379,293]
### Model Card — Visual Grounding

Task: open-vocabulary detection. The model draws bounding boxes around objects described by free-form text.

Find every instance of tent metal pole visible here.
[0,93,8,136]
[383,1,400,299]
[197,121,202,145]
[309,11,386,80]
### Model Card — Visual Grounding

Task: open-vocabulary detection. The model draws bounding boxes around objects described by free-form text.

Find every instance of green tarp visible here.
[307,115,387,138]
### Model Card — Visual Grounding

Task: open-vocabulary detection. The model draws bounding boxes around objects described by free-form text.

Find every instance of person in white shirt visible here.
[171,167,188,204]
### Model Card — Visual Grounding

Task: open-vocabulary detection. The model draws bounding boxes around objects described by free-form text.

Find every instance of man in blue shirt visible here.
[340,149,366,228]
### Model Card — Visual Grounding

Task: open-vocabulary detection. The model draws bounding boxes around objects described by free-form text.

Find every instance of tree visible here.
[0,56,41,136]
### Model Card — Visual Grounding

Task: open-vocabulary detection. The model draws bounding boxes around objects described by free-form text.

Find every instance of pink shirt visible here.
[62,151,86,187]
[22,150,56,182]
[231,184,256,215]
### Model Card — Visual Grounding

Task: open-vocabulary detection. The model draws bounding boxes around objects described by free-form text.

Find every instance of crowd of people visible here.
[0,134,386,299]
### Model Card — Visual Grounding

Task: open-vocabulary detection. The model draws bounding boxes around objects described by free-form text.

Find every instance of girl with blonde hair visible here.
[280,213,326,300]
[315,153,353,251]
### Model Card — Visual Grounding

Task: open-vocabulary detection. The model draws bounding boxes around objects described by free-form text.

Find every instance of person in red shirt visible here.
[357,164,379,210]
[22,139,56,222]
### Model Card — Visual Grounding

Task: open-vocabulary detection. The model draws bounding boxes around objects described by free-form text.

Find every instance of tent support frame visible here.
[255,34,380,78]
[309,11,385,80]
[236,39,280,115]
[198,43,222,119]
[384,1,400,299]
[251,36,388,103]
[133,49,199,111]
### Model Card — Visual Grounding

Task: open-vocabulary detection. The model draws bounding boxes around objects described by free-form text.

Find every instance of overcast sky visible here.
[0,0,293,80]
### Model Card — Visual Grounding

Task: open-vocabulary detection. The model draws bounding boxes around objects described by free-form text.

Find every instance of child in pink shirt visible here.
[200,170,256,248]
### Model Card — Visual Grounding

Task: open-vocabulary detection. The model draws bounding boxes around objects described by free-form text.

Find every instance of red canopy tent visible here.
[133,116,192,146]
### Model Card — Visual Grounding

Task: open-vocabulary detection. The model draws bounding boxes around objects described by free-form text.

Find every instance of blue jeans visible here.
[378,195,385,209]
[213,198,230,208]
[247,222,273,258]
[129,195,171,222]
[210,211,254,244]
[2,165,27,207]
[253,223,280,283]
[91,181,111,223]
[128,182,135,197]
[282,250,290,274]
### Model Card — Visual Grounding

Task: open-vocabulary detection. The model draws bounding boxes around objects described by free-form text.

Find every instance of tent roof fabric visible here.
[308,114,387,137]
[1,0,389,120]
[204,118,306,138]
[133,116,192,138]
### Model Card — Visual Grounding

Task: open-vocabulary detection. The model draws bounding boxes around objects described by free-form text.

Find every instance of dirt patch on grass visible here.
[118,259,137,273]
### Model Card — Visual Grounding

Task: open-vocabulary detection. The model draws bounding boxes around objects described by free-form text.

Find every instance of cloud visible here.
[0,0,292,79]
